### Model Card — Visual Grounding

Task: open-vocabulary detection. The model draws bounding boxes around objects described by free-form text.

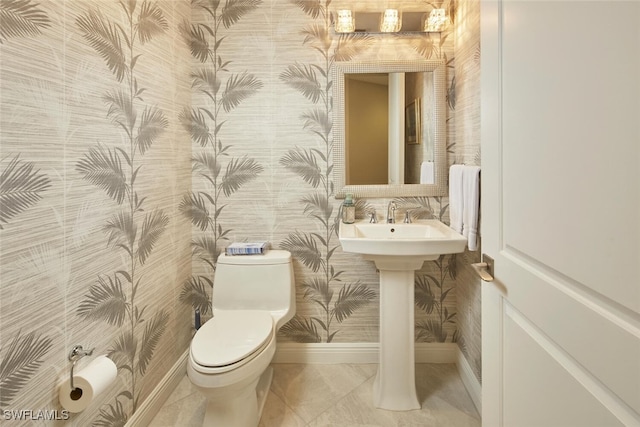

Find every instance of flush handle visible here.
[471,254,494,282]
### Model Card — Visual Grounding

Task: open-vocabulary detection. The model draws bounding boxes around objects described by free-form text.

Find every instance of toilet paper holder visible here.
[68,345,94,391]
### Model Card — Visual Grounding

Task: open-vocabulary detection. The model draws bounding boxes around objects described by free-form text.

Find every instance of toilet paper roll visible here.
[59,355,117,413]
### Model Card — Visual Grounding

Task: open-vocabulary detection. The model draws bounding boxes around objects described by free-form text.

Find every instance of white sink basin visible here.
[339,219,466,258]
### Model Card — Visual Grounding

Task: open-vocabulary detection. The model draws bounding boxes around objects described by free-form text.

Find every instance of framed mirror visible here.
[333,60,447,198]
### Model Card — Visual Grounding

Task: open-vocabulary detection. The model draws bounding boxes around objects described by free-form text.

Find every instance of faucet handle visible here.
[369,211,378,223]
[403,210,412,223]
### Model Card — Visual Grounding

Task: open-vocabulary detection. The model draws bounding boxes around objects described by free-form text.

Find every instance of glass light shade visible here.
[380,9,402,33]
[423,8,449,32]
[335,9,355,33]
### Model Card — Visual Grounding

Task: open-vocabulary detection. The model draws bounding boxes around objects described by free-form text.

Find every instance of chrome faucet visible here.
[387,201,397,223]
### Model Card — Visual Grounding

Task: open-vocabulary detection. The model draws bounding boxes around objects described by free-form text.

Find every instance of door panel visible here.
[500,0,640,312]
[481,1,640,425]
[504,306,626,427]
[502,248,640,416]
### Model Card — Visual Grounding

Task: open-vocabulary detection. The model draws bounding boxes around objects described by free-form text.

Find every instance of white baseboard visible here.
[272,342,457,364]
[126,350,188,427]
[456,347,482,416]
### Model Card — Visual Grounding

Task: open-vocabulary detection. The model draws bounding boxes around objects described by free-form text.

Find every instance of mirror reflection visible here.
[345,72,436,186]
[334,60,447,199]
[345,73,388,185]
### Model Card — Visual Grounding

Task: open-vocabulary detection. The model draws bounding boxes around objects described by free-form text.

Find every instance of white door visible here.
[481,1,640,426]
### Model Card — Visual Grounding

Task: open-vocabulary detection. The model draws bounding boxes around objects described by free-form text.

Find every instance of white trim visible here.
[272,342,457,364]
[456,347,482,416]
[125,350,188,427]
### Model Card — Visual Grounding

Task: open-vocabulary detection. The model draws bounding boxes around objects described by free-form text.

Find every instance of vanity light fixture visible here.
[335,9,355,33]
[380,9,402,33]
[332,8,449,34]
[423,9,449,32]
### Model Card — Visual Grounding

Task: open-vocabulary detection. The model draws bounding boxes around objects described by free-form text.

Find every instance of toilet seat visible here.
[191,310,273,374]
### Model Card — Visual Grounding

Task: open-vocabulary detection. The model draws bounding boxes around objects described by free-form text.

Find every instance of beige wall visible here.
[347,78,388,185]
[0,0,192,424]
[0,1,481,423]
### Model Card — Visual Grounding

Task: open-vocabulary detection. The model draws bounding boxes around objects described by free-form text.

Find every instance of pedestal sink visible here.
[339,219,466,411]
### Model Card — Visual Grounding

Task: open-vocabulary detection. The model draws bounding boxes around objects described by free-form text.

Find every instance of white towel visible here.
[448,165,464,234]
[420,161,435,184]
[462,166,481,251]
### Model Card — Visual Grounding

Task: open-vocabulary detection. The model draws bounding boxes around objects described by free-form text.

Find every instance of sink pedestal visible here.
[338,219,466,411]
[365,255,437,411]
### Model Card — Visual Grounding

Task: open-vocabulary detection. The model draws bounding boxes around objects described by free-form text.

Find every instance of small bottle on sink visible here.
[342,193,356,224]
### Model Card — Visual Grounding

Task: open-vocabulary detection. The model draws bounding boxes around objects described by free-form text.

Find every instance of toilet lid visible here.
[191,310,273,367]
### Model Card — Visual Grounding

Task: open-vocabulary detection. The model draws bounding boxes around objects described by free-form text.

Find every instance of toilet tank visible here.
[212,250,295,327]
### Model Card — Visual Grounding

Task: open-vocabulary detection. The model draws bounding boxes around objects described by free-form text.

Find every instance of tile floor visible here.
[149,363,480,427]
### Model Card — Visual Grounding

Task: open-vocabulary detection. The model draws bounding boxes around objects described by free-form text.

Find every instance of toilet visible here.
[187,250,295,427]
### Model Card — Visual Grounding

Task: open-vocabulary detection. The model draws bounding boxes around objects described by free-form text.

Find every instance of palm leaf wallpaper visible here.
[0,0,54,413]
[0,0,50,44]
[0,331,52,409]
[0,0,52,229]
[0,0,481,422]
[0,154,51,229]
[74,1,173,422]
[1,0,192,425]
[276,0,379,344]
[178,0,265,315]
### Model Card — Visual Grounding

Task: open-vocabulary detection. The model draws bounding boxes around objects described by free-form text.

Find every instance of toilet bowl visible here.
[187,250,295,427]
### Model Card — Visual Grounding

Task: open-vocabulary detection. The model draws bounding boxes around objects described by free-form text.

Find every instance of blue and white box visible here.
[225,242,270,255]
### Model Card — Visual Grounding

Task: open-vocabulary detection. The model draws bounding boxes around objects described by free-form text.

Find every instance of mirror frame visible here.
[333,60,447,199]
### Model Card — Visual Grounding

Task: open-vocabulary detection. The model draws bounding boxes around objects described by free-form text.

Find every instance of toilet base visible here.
[202,366,273,427]
[255,366,273,419]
